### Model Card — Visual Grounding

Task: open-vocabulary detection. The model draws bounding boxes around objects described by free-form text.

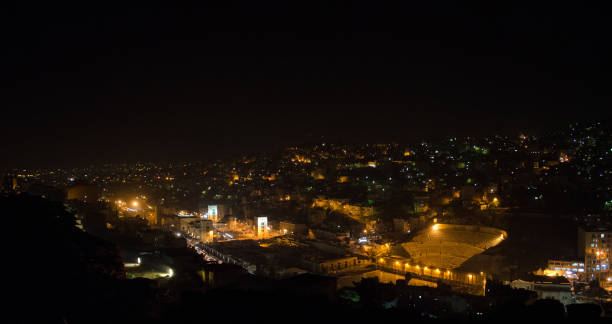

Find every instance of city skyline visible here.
[3,3,612,320]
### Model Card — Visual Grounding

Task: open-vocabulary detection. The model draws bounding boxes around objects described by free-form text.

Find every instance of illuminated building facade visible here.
[202,204,232,222]
[312,197,374,222]
[545,259,585,281]
[510,275,572,305]
[201,219,214,243]
[207,205,218,221]
[579,228,612,289]
[256,216,268,238]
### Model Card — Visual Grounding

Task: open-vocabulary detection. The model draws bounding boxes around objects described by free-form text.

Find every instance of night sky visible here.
[2,2,610,168]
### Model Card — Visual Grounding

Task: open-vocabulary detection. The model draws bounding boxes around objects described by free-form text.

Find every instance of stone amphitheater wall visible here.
[432,224,507,238]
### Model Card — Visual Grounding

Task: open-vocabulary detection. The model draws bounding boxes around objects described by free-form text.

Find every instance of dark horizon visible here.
[1,109,603,168]
[2,2,611,168]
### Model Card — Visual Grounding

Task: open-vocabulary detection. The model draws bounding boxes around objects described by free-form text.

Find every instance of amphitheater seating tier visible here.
[401,225,505,269]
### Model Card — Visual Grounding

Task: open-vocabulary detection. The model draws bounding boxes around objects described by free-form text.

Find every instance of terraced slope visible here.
[401,224,506,269]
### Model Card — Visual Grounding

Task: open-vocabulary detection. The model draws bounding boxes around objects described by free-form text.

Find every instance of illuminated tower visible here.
[256,216,268,238]
[581,228,612,289]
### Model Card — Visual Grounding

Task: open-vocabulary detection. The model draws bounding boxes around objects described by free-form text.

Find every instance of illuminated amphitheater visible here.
[401,224,507,269]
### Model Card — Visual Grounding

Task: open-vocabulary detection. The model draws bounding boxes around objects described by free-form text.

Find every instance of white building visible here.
[511,275,572,305]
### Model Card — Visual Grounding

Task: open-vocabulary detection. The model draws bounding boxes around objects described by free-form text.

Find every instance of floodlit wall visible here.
[312,197,374,222]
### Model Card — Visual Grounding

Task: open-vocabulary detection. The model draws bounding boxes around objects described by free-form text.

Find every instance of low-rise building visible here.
[511,275,572,305]
[545,259,585,281]
[299,255,368,274]
[279,221,307,235]
[185,219,214,242]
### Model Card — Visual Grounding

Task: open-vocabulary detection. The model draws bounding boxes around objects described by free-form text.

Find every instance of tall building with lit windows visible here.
[579,227,612,289]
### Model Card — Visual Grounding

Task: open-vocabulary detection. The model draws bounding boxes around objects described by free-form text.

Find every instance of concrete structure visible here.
[187,219,214,243]
[544,259,585,281]
[579,227,612,290]
[279,221,306,235]
[319,256,360,273]
[178,216,199,233]
[401,224,506,269]
[201,203,232,222]
[376,256,486,296]
[511,275,572,306]
[255,216,268,238]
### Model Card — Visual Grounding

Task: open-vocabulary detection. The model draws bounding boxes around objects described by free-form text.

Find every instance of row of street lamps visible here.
[377,257,483,285]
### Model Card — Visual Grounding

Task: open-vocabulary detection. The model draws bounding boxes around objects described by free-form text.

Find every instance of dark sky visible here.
[1,2,611,168]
